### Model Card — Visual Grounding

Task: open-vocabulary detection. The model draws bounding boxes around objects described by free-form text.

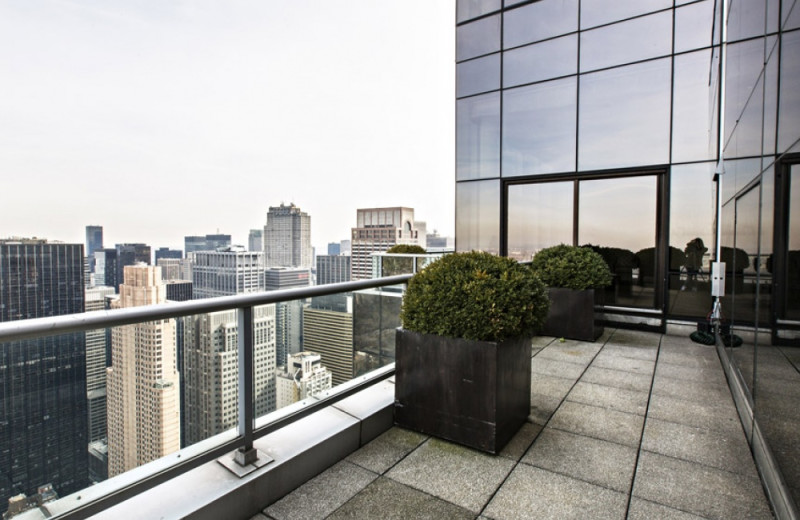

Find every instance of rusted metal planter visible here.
[541,287,604,341]
[394,328,531,454]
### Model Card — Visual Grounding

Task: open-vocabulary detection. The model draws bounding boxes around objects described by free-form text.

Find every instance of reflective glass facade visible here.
[456,0,800,513]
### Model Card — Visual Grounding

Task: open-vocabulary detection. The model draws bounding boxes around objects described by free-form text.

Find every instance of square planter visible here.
[394,328,531,454]
[541,287,604,342]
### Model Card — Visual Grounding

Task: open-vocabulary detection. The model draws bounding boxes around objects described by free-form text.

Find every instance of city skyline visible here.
[0,1,455,252]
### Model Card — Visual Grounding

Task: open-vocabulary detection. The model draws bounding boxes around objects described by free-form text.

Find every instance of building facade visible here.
[265,267,311,367]
[114,244,151,292]
[85,225,103,275]
[191,247,265,299]
[184,234,231,256]
[84,285,116,445]
[302,295,353,386]
[248,229,263,253]
[106,265,180,477]
[154,247,182,262]
[316,255,351,285]
[350,207,421,280]
[0,239,87,514]
[263,203,312,268]
[93,249,117,289]
[456,0,800,513]
[275,352,332,409]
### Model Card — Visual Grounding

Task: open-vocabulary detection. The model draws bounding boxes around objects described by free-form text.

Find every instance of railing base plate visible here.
[217,449,273,478]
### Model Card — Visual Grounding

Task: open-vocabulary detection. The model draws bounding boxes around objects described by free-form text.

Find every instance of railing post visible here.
[235,305,257,466]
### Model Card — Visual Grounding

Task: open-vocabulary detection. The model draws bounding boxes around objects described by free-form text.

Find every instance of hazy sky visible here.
[0,1,456,252]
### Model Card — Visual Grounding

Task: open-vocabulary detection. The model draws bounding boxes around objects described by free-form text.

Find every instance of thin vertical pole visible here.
[235,305,257,466]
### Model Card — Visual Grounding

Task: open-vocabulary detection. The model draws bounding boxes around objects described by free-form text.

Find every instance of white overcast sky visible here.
[0,0,455,253]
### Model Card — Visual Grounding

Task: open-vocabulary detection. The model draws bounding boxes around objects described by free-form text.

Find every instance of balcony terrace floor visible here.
[256,330,773,520]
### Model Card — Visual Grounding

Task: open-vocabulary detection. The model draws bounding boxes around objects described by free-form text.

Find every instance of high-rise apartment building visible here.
[183,305,276,444]
[85,285,116,445]
[350,207,421,280]
[265,267,310,366]
[302,295,353,386]
[248,229,263,252]
[0,239,87,511]
[106,265,180,477]
[263,203,312,268]
[184,234,231,256]
[275,352,332,409]
[316,255,351,285]
[192,247,265,299]
[114,244,151,292]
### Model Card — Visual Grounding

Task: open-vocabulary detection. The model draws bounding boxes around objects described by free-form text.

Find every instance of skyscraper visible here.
[275,352,332,409]
[192,247,265,299]
[85,225,103,275]
[114,244,151,292]
[154,247,182,262]
[350,207,421,280]
[94,248,117,289]
[0,239,87,511]
[248,229,263,252]
[85,285,116,445]
[106,265,180,477]
[265,267,311,366]
[263,203,312,268]
[316,255,351,285]
[302,295,353,386]
[184,234,231,256]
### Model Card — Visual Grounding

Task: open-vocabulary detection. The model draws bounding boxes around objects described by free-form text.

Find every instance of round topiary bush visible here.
[530,244,612,290]
[400,251,550,342]
[382,244,427,276]
[386,244,427,255]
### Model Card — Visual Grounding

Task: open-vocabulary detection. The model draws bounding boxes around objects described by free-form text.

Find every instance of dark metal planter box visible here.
[541,287,604,342]
[394,328,531,454]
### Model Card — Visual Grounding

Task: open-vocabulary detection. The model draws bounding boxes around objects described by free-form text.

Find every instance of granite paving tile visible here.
[346,427,428,474]
[529,394,563,425]
[521,428,637,493]
[386,438,515,513]
[548,401,644,448]
[482,464,628,520]
[499,422,543,462]
[626,498,708,519]
[531,357,587,380]
[328,477,474,520]
[632,451,772,520]
[264,461,378,520]
[591,352,655,375]
[530,373,576,401]
[651,373,731,404]
[647,393,742,436]
[536,341,601,365]
[580,366,652,393]
[532,336,556,348]
[598,343,658,361]
[566,381,649,416]
[654,360,727,386]
[607,329,661,347]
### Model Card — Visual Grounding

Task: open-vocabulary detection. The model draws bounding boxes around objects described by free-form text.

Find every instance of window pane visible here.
[779,30,800,154]
[675,0,718,53]
[580,11,672,72]
[456,180,500,254]
[503,77,577,176]
[727,0,780,42]
[503,0,578,49]
[457,92,500,180]
[580,0,672,30]
[579,59,671,171]
[457,0,501,23]
[668,163,716,317]
[785,1,800,30]
[503,34,577,87]
[672,49,719,163]
[457,15,500,61]
[507,181,574,261]
[786,165,800,320]
[457,54,500,98]
[579,175,658,309]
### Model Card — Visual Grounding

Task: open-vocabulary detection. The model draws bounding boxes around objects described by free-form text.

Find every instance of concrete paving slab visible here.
[522,428,637,493]
[647,394,742,436]
[536,341,601,365]
[654,360,728,386]
[529,394,563,425]
[641,418,756,475]
[346,427,428,475]
[580,366,652,393]
[632,451,772,520]
[499,422,543,462]
[591,351,655,375]
[386,438,515,513]
[532,336,556,348]
[531,356,587,380]
[548,401,644,448]
[651,373,731,403]
[626,497,708,519]
[599,343,658,361]
[483,464,628,520]
[658,349,722,369]
[328,477,474,520]
[607,329,661,347]
[530,373,576,401]
[566,381,649,416]
[264,461,378,520]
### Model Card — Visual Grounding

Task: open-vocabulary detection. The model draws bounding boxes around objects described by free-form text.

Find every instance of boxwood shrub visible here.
[382,244,427,276]
[530,244,612,290]
[400,251,550,342]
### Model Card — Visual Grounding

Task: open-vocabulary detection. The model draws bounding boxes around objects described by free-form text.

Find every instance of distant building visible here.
[154,247,182,262]
[107,265,180,477]
[165,280,193,302]
[327,242,341,256]
[114,243,151,292]
[263,203,312,268]
[302,295,353,386]
[276,352,332,409]
[0,239,87,511]
[316,255,351,285]
[85,225,103,274]
[94,248,117,289]
[192,247,265,299]
[265,267,311,366]
[184,234,231,256]
[3,484,58,519]
[353,288,402,376]
[426,230,454,251]
[248,229,263,252]
[85,285,116,446]
[339,240,351,254]
[350,207,421,280]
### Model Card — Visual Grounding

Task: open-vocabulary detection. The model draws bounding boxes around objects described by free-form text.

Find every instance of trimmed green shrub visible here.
[400,251,550,342]
[530,244,612,290]
[382,244,427,276]
[386,244,427,255]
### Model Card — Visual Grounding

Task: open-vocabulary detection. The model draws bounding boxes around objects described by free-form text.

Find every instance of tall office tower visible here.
[302,295,353,386]
[248,229,263,252]
[263,203,312,268]
[339,240,351,254]
[94,249,117,289]
[183,305,276,444]
[184,234,231,256]
[114,244,150,292]
[316,255,351,285]
[165,281,193,302]
[265,267,311,366]
[350,208,420,280]
[426,230,454,251]
[275,352,332,409]
[327,242,341,256]
[106,265,180,477]
[85,286,116,445]
[0,239,87,512]
[154,248,182,262]
[192,247,265,299]
[86,225,103,275]
[157,258,182,281]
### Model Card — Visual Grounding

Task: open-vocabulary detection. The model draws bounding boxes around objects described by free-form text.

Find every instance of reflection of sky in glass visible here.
[456,0,501,24]
[457,15,500,61]
[578,176,657,252]
[674,0,717,53]
[672,49,718,162]
[779,31,800,154]
[580,0,671,30]
[507,181,573,260]
[457,54,500,98]
[791,166,800,251]
[456,180,500,253]
[580,11,672,72]
[735,187,760,273]
[457,92,500,180]
[670,163,715,269]
[503,0,577,49]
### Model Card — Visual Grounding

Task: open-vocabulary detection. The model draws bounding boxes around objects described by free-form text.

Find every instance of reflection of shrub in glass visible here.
[635,246,686,286]
[382,244,427,276]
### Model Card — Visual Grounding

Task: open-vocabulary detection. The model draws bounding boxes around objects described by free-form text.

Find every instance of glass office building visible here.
[455,0,799,515]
